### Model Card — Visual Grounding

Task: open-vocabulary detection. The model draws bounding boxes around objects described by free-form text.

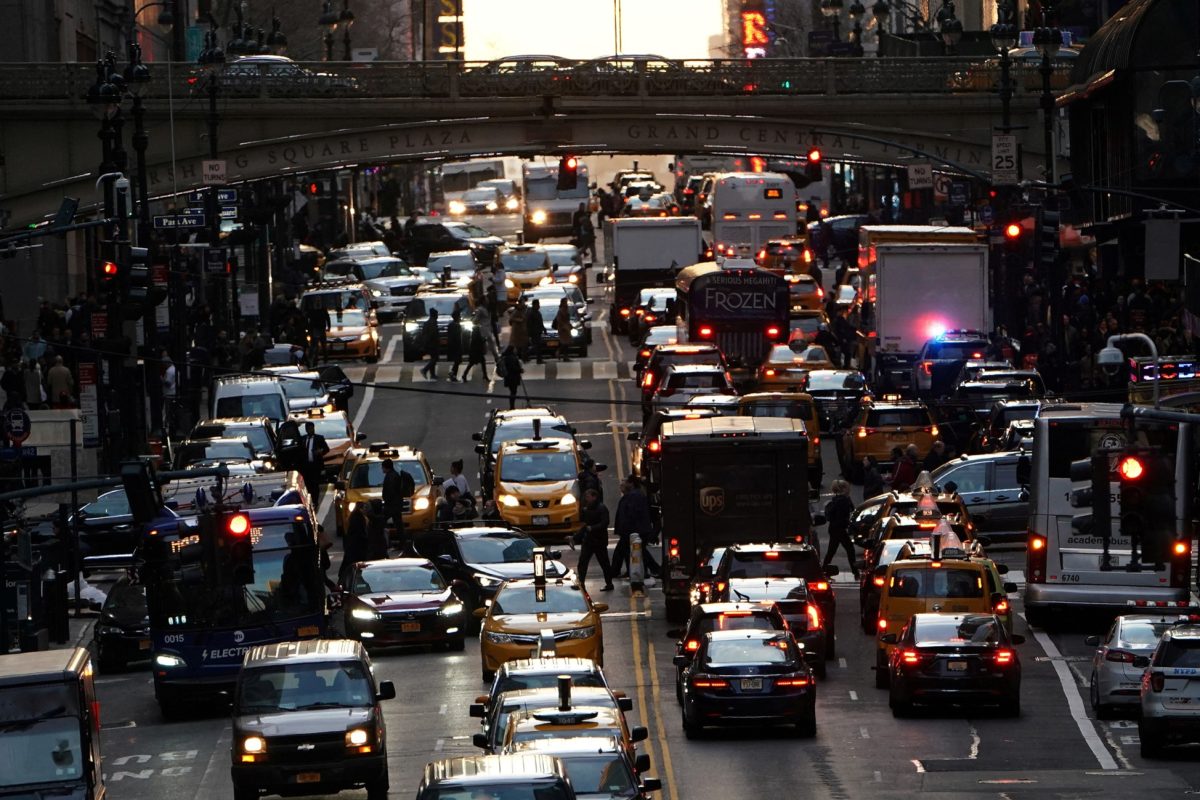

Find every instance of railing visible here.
[0,57,1074,103]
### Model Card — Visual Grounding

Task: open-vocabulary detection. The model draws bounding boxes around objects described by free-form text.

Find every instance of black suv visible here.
[401,289,473,362]
[911,329,991,399]
[403,219,504,266]
[230,639,394,800]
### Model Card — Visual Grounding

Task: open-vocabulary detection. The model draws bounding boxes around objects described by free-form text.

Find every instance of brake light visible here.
[721,610,752,617]
[873,576,886,587]
[817,286,824,298]
[715,581,727,592]
[806,603,822,630]
[811,581,829,592]
[698,326,713,338]
[1174,541,1189,556]
[812,436,820,445]
[1030,536,1045,550]
[646,439,661,454]
[994,649,1014,666]
[691,676,729,688]
[764,551,780,559]
[757,249,767,261]
[902,650,921,664]
[620,307,631,317]
[971,352,983,358]
[645,314,657,323]
[764,369,777,377]
[1151,672,1165,692]
[920,361,933,376]
[685,639,700,651]
[1105,649,1135,663]
[1027,532,1047,584]
[993,598,1010,614]
[635,309,645,317]
[878,618,888,631]
[766,325,781,339]
[917,520,938,530]
[669,538,680,559]
[929,424,940,437]
[775,676,810,687]
[640,349,651,358]
[856,426,869,439]
[642,371,654,388]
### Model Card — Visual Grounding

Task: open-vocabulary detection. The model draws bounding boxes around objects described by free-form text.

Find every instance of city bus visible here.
[707,172,797,255]
[139,471,326,718]
[675,260,789,382]
[1023,403,1193,626]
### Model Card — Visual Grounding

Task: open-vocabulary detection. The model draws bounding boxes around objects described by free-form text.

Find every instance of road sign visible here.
[949,182,969,207]
[0,447,37,460]
[907,162,934,190]
[992,134,1019,185]
[2,409,31,445]
[182,207,205,216]
[90,311,108,340]
[153,214,205,230]
[202,159,227,185]
[187,188,236,204]
[933,174,953,202]
[205,247,228,275]
[219,206,239,220]
[980,204,995,225]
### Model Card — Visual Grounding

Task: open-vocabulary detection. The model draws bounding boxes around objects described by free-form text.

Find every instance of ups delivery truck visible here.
[657,416,811,621]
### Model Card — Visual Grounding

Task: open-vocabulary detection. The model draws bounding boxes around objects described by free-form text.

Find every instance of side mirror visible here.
[376,680,397,701]
[990,592,1006,606]
[618,696,633,712]
[475,444,486,455]
[824,565,839,577]
[1003,582,1018,594]
[472,732,489,749]
[975,535,993,548]
[1133,656,1151,669]
[672,654,690,667]
[879,633,898,644]
[593,602,609,613]
[641,778,663,793]
[1010,634,1026,645]
[469,702,486,718]
[546,550,562,560]
[1084,635,1100,647]
[698,565,713,580]
[334,480,346,491]
[635,754,651,773]
[587,297,596,304]
[438,554,457,564]
[355,433,367,442]
[630,726,649,743]
[665,628,683,639]
[472,432,482,441]
[995,563,1010,575]
[580,440,593,450]
[627,432,640,442]
[473,608,488,619]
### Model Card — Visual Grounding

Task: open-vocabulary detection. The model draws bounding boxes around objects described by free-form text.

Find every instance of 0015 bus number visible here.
[1058,574,1081,583]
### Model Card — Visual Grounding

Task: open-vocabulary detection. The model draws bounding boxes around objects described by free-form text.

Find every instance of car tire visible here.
[1024,606,1050,629]
[447,635,466,652]
[482,668,494,683]
[682,710,703,740]
[875,653,889,689]
[366,351,379,364]
[1089,675,1115,719]
[1139,722,1163,758]
[794,708,817,738]
[889,689,912,718]
[233,785,259,800]
[825,630,836,660]
[365,773,389,800]
[157,687,186,720]
[814,660,827,680]
[665,597,690,624]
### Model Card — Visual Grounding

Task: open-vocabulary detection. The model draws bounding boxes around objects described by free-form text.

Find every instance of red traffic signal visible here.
[1004,222,1022,240]
[101,260,119,280]
[564,156,578,171]
[1118,455,1145,481]
[227,513,251,536]
[806,148,821,163]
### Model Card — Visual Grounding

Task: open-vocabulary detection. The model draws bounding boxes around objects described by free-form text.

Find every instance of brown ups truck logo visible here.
[699,486,725,516]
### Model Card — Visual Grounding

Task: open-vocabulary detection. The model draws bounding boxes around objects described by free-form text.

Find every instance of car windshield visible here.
[103,579,147,616]
[215,393,287,421]
[423,783,572,800]
[304,290,366,311]
[303,417,352,439]
[638,289,675,306]
[0,716,84,788]
[177,440,253,464]
[494,672,605,695]
[1157,636,1200,667]
[459,534,536,563]
[329,309,368,327]
[1120,620,1177,648]
[929,342,987,360]
[280,377,326,400]
[236,662,373,712]
[643,328,678,347]
[558,754,637,798]
[499,452,578,482]
[740,400,814,419]
[492,585,590,614]
[447,222,493,239]
[464,189,498,201]
[790,316,823,334]
[692,612,779,637]
[428,253,478,272]
[807,372,866,392]
[192,424,274,454]
[666,372,727,390]
[358,260,407,280]
[491,419,574,453]
[545,248,580,266]
[913,615,1004,646]
[407,296,470,318]
[502,251,550,272]
[350,460,428,489]
[354,564,445,593]
[705,637,792,665]
[724,552,820,580]
[889,568,983,599]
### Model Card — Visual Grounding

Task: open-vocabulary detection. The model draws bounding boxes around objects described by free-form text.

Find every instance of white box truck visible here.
[604,216,704,333]
[871,242,990,390]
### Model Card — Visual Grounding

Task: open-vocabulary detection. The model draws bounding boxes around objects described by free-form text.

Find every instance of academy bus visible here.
[1023,403,1193,626]
[708,172,797,255]
[139,471,326,717]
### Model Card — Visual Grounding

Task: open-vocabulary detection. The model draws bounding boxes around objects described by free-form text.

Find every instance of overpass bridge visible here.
[0,57,1069,226]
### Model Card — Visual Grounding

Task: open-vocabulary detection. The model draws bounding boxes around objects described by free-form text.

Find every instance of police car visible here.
[1138,616,1200,757]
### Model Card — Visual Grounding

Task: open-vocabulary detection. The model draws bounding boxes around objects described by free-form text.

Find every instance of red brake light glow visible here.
[993,650,1014,665]
[685,639,700,651]
[698,326,713,338]
[806,603,821,630]
[646,439,661,454]
[902,649,921,664]
[228,514,251,536]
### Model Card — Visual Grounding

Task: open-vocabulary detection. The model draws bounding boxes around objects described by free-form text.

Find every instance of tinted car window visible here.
[723,551,821,580]
[889,568,983,599]
[1120,620,1175,647]
[1156,637,1200,668]
[405,296,470,318]
[913,615,1003,645]
[706,638,793,664]
[939,462,988,493]
[927,342,987,360]
[866,409,928,427]
[493,586,589,614]
[667,372,728,390]
[350,460,428,489]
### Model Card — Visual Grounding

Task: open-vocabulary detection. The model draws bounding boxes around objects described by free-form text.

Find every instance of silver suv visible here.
[1138,622,1200,757]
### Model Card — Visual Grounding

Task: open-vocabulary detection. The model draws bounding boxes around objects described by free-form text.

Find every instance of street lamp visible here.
[936,0,963,56]
[991,2,1017,133]
[821,0,844,42]
[847,1,866,55]
[1100,334,1159,407]
[123,42,152,240]
[872,0,890,56]
[267,13,288,56]
[1034,0,1062,183]
[340,1,355,62]
[318,1,339,61]
[86,58,121,176]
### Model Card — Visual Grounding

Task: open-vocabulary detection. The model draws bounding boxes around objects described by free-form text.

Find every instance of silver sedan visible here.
[1087,612,1185,717]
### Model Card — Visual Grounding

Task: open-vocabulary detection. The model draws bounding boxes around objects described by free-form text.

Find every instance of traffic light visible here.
[1117,448,1175,571]
[121,246,162,319]
[1003,219,1023,247]
[222,511,255,585]
[120,459,162,523]
[805,148,822,182]
[1035,204,1060,272]
[557,156,579,191]
[100,258,120,285]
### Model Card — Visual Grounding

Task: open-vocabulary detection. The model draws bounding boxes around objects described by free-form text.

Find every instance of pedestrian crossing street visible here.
[342,359,632,385]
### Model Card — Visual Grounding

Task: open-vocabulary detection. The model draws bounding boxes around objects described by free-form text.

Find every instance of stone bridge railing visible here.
[0,56,1072,104]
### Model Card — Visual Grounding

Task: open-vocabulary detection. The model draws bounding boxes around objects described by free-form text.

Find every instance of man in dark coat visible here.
[446,308,464,382]
[577,458,605,503]
[611,475,660,579]
[381,458,415,552]
[420,308,441,380]
[340,501,371,585]
[300,421,330,505]
[576,489,614,590]
[526,299,546,365]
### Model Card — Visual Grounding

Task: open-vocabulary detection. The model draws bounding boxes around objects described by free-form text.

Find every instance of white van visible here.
[210,376,289,422]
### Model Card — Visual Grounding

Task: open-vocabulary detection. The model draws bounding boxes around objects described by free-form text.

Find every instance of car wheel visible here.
[825,629,836,660]
[682,709,703,740]
[874,653,889,689]
[1001,694,1021,718]
[233,785,259,800]
[365,773,389,800]
[1089,674,1114,719]
[794,708,817,738]
[814,660,827,680]
[665,597,690,624]
[447,635,466,652]
[1139,722,1163,758]
[366,351,379,364]
[156,687,186,720]
[889,687,912,718]
[482,668,494,683]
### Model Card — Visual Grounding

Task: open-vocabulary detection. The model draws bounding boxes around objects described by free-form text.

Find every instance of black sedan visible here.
[671,602,786,703]
[803,369,868,432]
[677,630,816,738]
[341,558,468,651]
[883,612,1024,717]
[75,489,180,561]
[92,577,150,672]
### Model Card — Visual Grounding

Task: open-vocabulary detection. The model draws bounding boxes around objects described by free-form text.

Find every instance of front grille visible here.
[531,500,550,509]
[390,286,414,297]
[265,732,345,764]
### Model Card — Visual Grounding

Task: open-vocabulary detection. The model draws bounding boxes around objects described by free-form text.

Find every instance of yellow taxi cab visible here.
[501,245,553,302]
[840,396,938,476]
[502,706,647,766]
[873,534,1012,688]
[788,308,831,345]
[333,444,436,538]
[736,392,823,491]
[784,273,824,312]
[325,306,380,362]
[477,576,607,681]
[289,408,362,479]
[755,236,811,275]
[494,433,585,540]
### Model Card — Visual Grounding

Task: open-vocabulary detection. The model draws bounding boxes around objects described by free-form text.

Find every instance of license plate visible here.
[401,622,421,633]
[532,515,550,526]
[138,639,151,651]
[741,678,762,690]
[947,661,968,671]
[296,773,321,784]
[1168,697,1193,705]
[888,433,909,442]
[331,342,345,350]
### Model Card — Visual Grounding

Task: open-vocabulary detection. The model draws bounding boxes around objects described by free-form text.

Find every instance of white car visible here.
[1087,611,1185,717]
[1138,620,1200,757]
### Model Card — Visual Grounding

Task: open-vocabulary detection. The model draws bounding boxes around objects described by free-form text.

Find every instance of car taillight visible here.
[635,308,645,317]
[645,314,657,323]
[698,326,713,338]
[806,603,822,630]
[691,676,729,689]
[994,598,1009,614]
[715,581,727,593]
[811,581,829,592]
[640,349,651,358]
[817,285,824,298]
[1105,649,1136,663]
[804,249,813,264]
[812,436,820,445]
[620,307,631,317]
[668,538,680,559]
[928,424,940,437]
[642,371,654,388]
[775,676,810,687]
[647,439,661,453]
[877,618,888,631]
[902,649,921,664]
[1027,532,1047,583]
[766,325,781,339]
[757,249,767,262]
[920,361,933,376]
[873,576,886,587]
[1151,672,1165,692]
[685,639,700,651]
[764,368,777,377]
[1174,541,1189,556]
[994,649,1014,666]
[856,426,870,438]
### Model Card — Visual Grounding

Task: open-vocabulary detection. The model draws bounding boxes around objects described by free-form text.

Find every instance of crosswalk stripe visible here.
[592,362,617,380]
[523,364,547,381]
[556,361,582,380]
[377,366,403,384]
[344,366,367,383]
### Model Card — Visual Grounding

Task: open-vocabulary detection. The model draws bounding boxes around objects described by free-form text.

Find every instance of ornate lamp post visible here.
[318,2,339,61]
[991,1,1018,133]
[821,0,844,42]
[340,1,355,61]
[267,13,289,56]
[1034,0,1062,182]
[123,42,152,240]
[848,2,866,56]
[936,0,963,56]
[871,0,890,56]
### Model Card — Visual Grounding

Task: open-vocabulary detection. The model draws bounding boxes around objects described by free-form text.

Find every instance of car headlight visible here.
[560,493,576,505]
[486,202,498,212]
[531,209,548,225]
[242,736,266,754]
[462,320,474,330]
[568,274,579,284]
[498,494,519,507]
[504,278,515,289]
[440,601,465,617]
[359,332,371,341]
[370,289,383,297]
[350,606,379,621]
[346,501,357,512]
[562,625,596,640]
[154,653,185,668]
[506,197,519,210]
[485,631,519,644]
[539,276,554,286]
[473,572,503,588]
[345,728,370,747]
[405,322,419,331]
[413,497,430,511]
[449,201,466,215]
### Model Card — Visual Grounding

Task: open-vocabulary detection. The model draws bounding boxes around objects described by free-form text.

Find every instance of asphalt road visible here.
[90,223,1200,799]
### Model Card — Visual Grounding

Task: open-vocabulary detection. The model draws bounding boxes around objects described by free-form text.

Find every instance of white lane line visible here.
[344,365,367,382]
[198,727,233,796]
[383,336,399,364]
[1008,569,1026,585]
[1025,617,1120,770]
[859,726,870,739]
[967,723,980,759]
[438,703,447,715]
[848,690,858,701]
[376,366,402,384]
[434,738,445,752]
[838,657,848,669]
[874,771,882,783]
[523,364,546,381]
[911,759,926,773]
